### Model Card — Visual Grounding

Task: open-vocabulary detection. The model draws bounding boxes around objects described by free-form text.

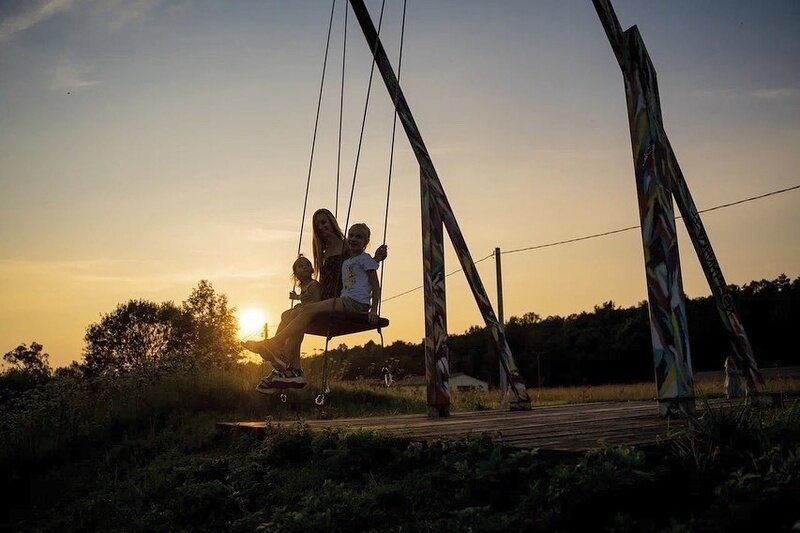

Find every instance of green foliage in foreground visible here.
[5,416,800,531]
[2,369,799,531]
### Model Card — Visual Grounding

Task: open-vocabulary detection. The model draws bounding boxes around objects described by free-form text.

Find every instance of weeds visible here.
[2,366,799,531]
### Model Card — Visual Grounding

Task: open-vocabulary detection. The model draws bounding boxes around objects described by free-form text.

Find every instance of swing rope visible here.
[318,0,393,405]
[342,0,387,233]
[335,2,347,218]
[378,0,407,316]
[324,0,386,305]
[297,0,338,259]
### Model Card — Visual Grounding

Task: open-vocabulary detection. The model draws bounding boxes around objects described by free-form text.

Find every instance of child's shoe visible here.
[271,367,307,389]
[255,375,279,394]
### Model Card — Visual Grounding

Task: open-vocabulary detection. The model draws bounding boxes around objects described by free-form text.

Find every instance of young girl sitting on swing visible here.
[250,222,381,392]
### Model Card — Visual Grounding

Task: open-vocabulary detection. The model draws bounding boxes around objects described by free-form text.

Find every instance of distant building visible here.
[450,373,488,391]
[399,372,488,391]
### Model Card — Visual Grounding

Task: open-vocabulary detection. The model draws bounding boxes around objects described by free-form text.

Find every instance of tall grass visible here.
[2,365,799,531]
[1,365,796,473]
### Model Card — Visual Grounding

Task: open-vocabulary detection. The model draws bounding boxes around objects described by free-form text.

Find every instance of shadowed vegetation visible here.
[2,274,799,530]
[1,366,798,531]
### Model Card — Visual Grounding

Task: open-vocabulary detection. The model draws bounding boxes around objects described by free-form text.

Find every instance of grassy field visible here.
[290,373,800,416]
[2,367,799,531]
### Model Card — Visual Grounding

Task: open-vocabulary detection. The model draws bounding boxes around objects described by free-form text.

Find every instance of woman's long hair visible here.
[311,208,344,278]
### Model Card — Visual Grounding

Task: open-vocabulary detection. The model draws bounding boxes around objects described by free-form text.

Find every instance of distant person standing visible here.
[724,355,742,399]
[381,363,394,387]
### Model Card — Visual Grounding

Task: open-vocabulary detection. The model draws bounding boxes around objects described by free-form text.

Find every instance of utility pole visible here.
[495,248,508,399]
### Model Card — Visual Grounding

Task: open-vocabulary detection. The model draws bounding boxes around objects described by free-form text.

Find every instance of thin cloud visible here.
[0,0,75,42]
[51,58,100,91]
[227,226,298,244]
[90,0,160,32]
[0,0,160,42]
[753,88,800,99]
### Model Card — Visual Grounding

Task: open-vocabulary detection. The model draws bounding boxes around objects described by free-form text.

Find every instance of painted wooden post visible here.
[422,172,450,416]
[349,0,531,409]
[594,0,764,406]
[627,28,694,416]
[593,0,693,416]
[596,0,762,398]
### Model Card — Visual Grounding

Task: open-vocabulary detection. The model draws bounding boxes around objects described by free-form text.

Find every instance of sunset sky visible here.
[1,1,799,369]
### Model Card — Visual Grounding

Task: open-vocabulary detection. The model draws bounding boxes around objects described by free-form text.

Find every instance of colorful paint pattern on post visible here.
[622,28,694,416]
[593,0,696,415]
[421,173,450,414]
[594,0,762,409]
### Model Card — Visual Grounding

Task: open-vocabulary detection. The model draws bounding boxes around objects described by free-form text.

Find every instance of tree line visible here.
[1,280,240,400]
[2,275,798,398]
[307,274,800,387]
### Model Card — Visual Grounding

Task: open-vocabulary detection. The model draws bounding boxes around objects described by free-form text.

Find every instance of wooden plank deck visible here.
[218,399,706,452]
[218,396,788,452]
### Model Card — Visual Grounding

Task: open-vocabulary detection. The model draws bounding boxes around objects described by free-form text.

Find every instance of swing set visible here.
[280,0,764,418]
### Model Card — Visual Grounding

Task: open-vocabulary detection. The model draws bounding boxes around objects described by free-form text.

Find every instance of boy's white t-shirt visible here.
[340,252,379,306]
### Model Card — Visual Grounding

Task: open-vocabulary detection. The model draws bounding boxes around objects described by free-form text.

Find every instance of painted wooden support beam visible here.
[593,0,763,412]
[662,139,763,393]
[594,0,693,416]
[624,27,694,417]
[348,0,530,408]
[421,172,450,416]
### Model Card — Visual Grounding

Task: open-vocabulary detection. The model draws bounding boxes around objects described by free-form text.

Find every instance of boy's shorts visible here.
[340,297,371,313]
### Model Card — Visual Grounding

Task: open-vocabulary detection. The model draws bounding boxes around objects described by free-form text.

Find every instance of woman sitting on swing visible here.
[243,208,386,390]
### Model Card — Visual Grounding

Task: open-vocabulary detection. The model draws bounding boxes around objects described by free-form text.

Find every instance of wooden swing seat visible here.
[304,311,389,338]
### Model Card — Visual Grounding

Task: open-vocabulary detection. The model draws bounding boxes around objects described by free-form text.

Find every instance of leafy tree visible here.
[1,342,52,400]
[3,342,52,377]
[83,299,192,375]
[320,274,799,387]
[81,281,242,375]
[53,361,85,379]
[181,280,242,368]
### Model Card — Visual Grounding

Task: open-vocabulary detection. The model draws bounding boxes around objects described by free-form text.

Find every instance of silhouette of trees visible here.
[0,342,53,399]
[83,300,192,375]
[82,280,241,375]
[5,275,797,388]
[181,280,242,369]
[319,274,800,386]
[3,342,52,377]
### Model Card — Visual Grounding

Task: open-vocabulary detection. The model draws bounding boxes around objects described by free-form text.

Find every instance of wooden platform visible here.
[218,399,704,452]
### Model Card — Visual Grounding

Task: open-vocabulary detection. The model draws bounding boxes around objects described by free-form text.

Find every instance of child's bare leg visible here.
[268,298,346,346]
[263,348,289,372]
[274,309,294,337]
[283,335,303,370]
[242,339,289,371]
[244,306,301,363]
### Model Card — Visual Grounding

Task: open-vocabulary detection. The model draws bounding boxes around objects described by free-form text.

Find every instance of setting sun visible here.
[238,308,268,338]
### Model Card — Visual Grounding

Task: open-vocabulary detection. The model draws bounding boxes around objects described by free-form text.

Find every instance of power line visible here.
[504,183,799,256]
[381,183,799,304]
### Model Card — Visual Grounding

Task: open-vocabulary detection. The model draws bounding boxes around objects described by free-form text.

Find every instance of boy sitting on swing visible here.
[248,223,381,393]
